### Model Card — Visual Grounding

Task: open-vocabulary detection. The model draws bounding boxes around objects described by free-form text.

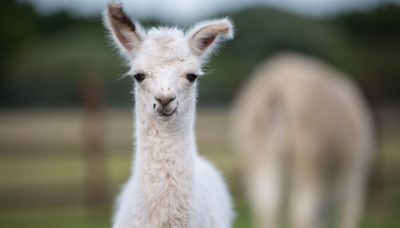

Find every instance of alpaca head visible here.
[104,3,234,122]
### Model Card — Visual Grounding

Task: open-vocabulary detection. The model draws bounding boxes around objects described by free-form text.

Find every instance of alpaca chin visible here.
[155,111,178,122]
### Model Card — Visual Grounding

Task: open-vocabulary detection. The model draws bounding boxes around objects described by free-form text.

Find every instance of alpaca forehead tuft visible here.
[139,27,194,65]
[147,26,185,39]
[146,27,187,51]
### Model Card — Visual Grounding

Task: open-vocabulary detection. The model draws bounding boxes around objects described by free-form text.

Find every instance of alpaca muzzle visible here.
[154,96,177,117]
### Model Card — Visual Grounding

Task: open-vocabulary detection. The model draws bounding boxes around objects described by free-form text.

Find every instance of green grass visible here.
[0,207,111,228]
[0,108,399,227]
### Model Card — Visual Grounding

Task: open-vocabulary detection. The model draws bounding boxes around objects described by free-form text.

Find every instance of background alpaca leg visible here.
[290,132,324,228]
[290,173,324,228]
[248,159,283,228]
[337,121,372,228]
[337,163,366,228]
[250,108,288,228]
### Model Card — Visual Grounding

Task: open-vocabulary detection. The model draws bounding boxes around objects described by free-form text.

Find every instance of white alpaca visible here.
[104,3,234,228]
[231,52,374,228]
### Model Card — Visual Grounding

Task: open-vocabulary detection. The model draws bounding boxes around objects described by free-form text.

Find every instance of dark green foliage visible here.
[335,4,400,99]
[0,0,39,81]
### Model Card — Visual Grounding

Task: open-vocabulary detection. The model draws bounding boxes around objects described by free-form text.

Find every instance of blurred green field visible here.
[0,109,399,228]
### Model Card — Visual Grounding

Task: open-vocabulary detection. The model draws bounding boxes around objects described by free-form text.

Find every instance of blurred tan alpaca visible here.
[231,52,374,228]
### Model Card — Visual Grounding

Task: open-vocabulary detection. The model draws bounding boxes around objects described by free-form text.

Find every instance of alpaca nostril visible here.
[153,104,156,109]
[155,97,162,105]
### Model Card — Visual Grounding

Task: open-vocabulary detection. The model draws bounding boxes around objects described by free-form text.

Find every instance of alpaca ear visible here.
[103,2,145,59]
[186,18,234,58]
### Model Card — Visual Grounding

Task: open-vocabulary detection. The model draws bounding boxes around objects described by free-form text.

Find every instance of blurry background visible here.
[0,0,399,227]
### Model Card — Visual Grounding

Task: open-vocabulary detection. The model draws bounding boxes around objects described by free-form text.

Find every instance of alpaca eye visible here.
[134,73,145,82]
[186,74,198,82]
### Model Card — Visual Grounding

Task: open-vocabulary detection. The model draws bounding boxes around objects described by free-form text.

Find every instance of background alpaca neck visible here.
[132,103,197,226]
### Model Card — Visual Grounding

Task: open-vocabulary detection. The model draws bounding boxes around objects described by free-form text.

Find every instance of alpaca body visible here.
[232,52,374,228]
[103,3,234,228]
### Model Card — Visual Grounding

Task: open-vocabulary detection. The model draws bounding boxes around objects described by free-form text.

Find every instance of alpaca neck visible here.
[132,104,197,226]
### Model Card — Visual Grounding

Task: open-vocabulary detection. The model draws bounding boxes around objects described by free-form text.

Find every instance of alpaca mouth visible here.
[160,107,177,116]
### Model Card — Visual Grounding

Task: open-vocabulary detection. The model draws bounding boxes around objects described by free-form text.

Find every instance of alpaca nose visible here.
[155,94,176,106]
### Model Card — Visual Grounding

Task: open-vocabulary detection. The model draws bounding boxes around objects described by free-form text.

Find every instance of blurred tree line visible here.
[0,0,399,107]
